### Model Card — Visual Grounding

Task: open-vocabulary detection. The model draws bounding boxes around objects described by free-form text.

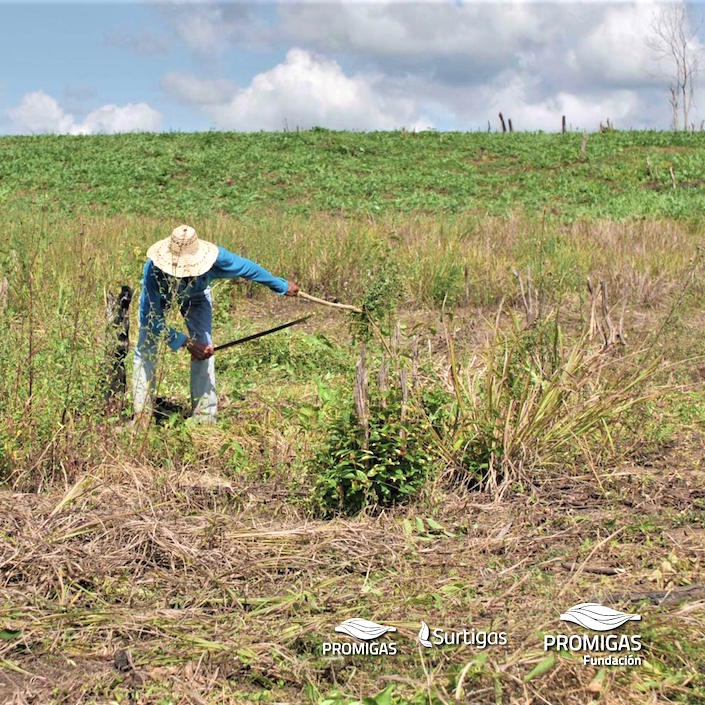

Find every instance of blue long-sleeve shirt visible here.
[138,246,289,350]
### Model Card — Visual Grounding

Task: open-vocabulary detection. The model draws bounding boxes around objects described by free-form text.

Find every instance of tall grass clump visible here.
[443,313,660,495]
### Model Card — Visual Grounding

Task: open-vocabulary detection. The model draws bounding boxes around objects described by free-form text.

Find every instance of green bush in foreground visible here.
[312,387,432,516]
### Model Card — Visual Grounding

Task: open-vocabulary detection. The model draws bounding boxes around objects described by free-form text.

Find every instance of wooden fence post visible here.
[105,285,133,407]
[392,320,400,355]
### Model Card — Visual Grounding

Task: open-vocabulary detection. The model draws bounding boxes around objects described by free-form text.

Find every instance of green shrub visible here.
[312,388,432,516]
[349,247,401,341]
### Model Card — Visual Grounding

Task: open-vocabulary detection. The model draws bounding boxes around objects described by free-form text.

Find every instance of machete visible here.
[213,315,312,352]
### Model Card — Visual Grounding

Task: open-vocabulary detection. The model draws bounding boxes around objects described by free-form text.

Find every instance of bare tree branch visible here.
[647,3,701,131]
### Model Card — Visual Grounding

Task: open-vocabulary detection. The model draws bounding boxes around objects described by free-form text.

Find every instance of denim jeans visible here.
[133,288,217,422]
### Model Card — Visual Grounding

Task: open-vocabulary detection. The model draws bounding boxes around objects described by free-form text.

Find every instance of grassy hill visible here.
[3,129,705,219]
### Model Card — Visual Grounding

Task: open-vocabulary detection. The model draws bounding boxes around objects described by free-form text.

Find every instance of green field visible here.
[1,131,705,705]
[3,129,705,219]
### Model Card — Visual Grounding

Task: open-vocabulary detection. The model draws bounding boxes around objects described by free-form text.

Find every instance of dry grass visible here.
[1,436,704,704]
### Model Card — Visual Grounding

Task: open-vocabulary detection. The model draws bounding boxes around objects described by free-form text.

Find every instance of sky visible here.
[1,1,703,135]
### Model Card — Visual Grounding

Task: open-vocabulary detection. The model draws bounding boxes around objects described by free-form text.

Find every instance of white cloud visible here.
[6,91,162,135]
[487,73,643,132]
[156,1,688,130]
[7,91,75,134]
[10,3,698,135]
[575,3,668,85]
[162,3,265,54]
[175,6,224,53]
[274,1,678,92]
[395,66,654,133]
[161,72,236,106]
[145,1,704,131]
[277,2,549,63]
[73,103,162,135]
[205,48,432,131]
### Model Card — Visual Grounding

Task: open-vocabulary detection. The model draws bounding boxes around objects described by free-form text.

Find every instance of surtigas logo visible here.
[544,603,643,667]
[418,621,508,649]
[323,619,398,656]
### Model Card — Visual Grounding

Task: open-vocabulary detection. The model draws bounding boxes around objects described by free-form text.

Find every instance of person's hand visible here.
[186,338,214,360]
[285,281,300,297]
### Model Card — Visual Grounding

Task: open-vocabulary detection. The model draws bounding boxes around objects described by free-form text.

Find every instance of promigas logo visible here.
[323,618,398,656]
[560,603,641,631]
[544,603,643,667]
[418,621,508,649]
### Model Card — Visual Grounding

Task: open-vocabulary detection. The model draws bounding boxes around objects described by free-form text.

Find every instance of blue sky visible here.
[1,3,287,132]
[2,2,704,134]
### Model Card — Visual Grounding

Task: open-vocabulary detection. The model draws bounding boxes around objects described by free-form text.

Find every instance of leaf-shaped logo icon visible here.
[418,621,432,648]
[334,618,397,641]
[560,603,641,632]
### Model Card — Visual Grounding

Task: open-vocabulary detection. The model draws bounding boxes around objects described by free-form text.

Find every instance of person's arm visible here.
[139,261,189,351]
[209,246,295,295]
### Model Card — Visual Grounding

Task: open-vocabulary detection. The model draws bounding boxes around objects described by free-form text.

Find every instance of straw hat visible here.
[147,225,219,277]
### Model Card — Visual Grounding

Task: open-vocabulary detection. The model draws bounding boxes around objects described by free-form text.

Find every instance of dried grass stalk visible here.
[354,342,369,450]
[0,276,7,313]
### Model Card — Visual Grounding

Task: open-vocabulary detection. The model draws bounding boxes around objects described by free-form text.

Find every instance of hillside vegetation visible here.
[2,129,705,219]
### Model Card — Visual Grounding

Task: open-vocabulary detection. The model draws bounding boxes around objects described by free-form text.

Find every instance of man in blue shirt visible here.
[133,224,299,427]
